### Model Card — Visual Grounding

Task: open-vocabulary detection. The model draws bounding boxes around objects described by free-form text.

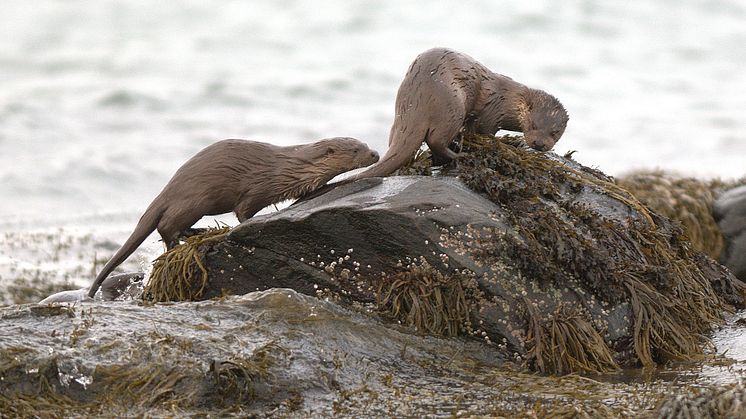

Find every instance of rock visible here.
[148,136,745,374]
[714,185,746,280]
[6,288,740,417]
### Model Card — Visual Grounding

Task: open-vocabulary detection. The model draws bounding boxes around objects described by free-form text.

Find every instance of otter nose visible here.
[533,139,553,151]
[371,151,380,161]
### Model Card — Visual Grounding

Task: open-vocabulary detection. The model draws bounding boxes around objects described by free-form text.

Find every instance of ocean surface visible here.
[1,0,745,293]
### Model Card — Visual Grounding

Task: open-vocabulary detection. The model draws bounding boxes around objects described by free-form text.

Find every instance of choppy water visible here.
[1,2,745,291]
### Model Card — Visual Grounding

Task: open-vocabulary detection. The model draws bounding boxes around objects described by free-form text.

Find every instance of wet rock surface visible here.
[4,288,746,417]
[714,185,746,280]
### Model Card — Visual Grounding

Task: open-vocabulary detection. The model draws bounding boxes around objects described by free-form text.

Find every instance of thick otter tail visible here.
[87,205,164,298]
[294,128,427,203]
[345,128,427,182]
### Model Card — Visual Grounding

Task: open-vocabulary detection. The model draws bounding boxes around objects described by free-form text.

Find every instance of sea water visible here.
[1,0,745,293]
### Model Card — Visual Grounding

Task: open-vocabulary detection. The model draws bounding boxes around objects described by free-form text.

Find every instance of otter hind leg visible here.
[425,117,464,165]
[234,199,264,223]
[157,209,203,250]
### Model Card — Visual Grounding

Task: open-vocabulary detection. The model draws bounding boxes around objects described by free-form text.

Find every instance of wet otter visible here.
[350,47,569,179]
[87,137,379,298]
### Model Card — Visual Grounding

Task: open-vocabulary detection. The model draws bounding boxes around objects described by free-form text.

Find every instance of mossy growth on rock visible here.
[453,134,743,372]
[616,170,741,259]
[144,227,229,302]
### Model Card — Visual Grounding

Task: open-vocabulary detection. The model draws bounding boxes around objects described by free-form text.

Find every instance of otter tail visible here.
[345,128,426,182]
[87,204,164,298]
[293,128,426,204]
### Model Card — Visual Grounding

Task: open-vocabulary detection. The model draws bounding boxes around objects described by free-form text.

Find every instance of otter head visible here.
[282,137,379,201]
[301,137,380,187]
[313,137,380,174]
[521,90,569,152]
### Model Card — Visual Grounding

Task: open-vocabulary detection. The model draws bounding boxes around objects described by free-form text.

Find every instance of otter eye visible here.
[326,147,335,155]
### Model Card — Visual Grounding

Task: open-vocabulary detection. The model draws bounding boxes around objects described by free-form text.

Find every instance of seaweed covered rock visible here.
[617,170,746,276]
[616,170,732,259]
[145,135,746,374]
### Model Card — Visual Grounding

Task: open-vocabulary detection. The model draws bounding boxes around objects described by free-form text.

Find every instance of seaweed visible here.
[654,380,746,418]
[144,227,229,302]
[525,302,618,375]
[0,341,284,416]
[375,258,480,337]
[95,363,194,408]
[208,342,282,405]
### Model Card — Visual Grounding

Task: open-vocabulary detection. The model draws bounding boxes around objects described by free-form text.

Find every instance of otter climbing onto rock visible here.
[87,138,379,298]
[350,47,568,180]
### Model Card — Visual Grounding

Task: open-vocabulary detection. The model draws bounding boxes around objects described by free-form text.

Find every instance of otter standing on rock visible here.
[350,47,569,179]
[87,138,379,298]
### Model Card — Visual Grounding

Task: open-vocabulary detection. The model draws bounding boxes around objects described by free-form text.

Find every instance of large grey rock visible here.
[196,171,742,371]
[714,185,746,279]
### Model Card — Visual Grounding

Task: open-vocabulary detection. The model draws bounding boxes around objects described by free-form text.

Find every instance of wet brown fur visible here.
[87,137,379,298]
[350,47,568,180]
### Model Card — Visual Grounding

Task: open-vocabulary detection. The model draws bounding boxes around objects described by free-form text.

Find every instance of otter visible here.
[349,47,568,180]
[87,137,379,298]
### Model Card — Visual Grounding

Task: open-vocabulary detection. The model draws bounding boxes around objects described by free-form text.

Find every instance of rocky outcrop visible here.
[144,136,745,374]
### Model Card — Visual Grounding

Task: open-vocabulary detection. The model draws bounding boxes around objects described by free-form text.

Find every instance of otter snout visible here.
[533,139,554,152]
[359,150,379,167]
[525,134,555,152]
